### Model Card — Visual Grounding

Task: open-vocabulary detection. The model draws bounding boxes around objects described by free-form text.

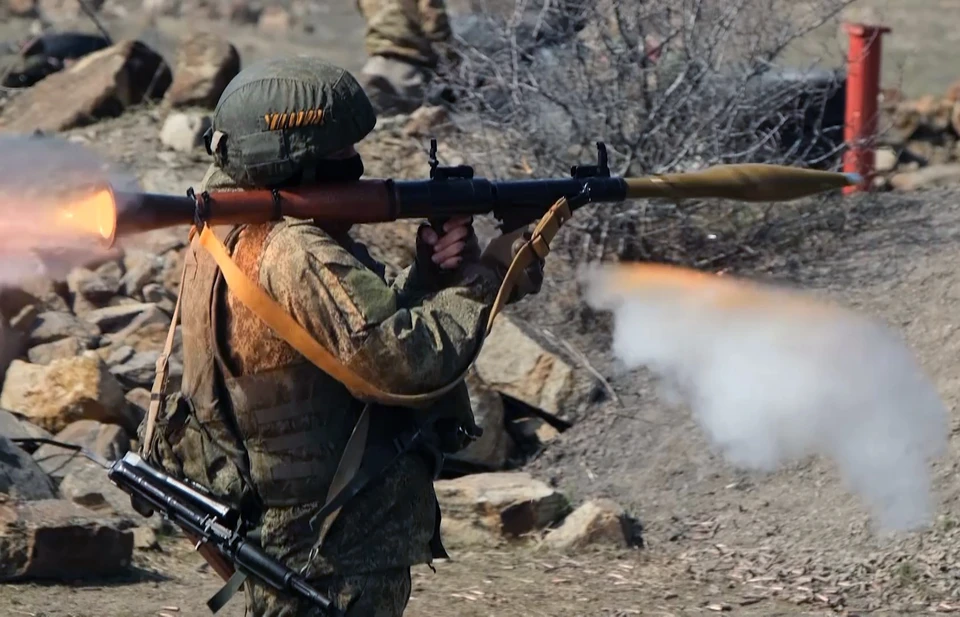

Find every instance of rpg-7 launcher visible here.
[10,439,341,617]
[63,141,861,248]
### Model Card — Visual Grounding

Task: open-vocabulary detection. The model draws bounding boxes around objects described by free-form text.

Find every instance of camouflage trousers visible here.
[245,568,412,617]
[356,0,452,68]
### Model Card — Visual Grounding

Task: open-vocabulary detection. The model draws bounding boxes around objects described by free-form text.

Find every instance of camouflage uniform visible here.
[355,0,453,113]
[141,58,512,617]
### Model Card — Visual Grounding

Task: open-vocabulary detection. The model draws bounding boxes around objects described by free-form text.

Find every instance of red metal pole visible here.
[843,23,891,194]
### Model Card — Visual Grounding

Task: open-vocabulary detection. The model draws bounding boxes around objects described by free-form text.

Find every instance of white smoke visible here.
[583,263,949,532]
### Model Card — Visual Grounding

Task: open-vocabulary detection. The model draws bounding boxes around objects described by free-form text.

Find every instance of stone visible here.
[890,164,960,191]
[0,352,131,435]
[434,472,570,547]
[82,302,169,334]
[511,416,560,446]
[0,410,53,452]
[159,112,212,152]
[66,263,122,304]
[0,279,68,316]
[121,250,163,298]
[258,5,291,33]
[454,370,512,470]
[0,40,171,133]
[0,499,133,581]
[56,461,145,528]
[874,146,899,174]
[543,499,643,551]
[125,388,150,423]
[0,436,57,501]
[27,336,84,365]
[403,106,451,137]
[475,316,581,420]
[8,0,37,17]
[0,317,23,387]
[164,33,241,109]
[110,350,161,389]
[226,0,262,23]
[37,0,105,19]
[27,310,100,348]
[34,420,130,469]
[132,525,159,550]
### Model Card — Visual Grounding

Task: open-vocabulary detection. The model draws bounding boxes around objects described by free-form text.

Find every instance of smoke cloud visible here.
[0,134,137,287]
[583,262,949,532]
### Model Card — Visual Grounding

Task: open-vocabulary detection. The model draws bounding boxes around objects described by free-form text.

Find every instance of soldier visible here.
[355,0,453,114]
[139,56,544,616]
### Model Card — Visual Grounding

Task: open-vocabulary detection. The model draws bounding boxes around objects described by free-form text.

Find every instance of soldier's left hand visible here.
[418,215,480,270]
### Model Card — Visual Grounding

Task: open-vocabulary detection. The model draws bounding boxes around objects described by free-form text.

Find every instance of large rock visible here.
[0,40,171,133]
[27,310,100,349]
[475,317,581,420]
[81,302,169,334]
[109,350,161,389]
[0,410,53,452]
[0,316,23,386]
[0,279,68,316]
[0,352,131,435]
[27,336,84,365]
[164,33,241,109]
[121,250,164,298]
[66,263,123,305]
[0,499,133,581]
[453,370,512,470]
[33,420,130,470]
[0,436,57,501]
[543,499,643,551]
[435,472,570,547]
[160,111,212,152]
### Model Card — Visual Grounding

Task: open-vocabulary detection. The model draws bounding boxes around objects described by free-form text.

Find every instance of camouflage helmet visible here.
[204,57,377,187]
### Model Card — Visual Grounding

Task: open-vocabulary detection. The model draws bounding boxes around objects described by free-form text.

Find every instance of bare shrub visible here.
[433,0,874,271]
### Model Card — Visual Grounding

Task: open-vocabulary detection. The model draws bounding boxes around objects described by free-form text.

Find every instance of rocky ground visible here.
[3,1,960,617]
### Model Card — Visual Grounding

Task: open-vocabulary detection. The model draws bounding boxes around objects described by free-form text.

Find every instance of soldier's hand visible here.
[418,215,480,270]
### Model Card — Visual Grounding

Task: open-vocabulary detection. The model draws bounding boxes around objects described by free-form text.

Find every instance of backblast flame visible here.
[583,262,949,532]
[55,186,117,245]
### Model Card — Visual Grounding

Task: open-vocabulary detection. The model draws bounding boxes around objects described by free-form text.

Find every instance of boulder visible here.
[543,499,643,551]
[258,6,291,33]
[475,317,581,421]
[82,302,169,334]
[435,472,570,547]
[56,461,145,528]
[0,40,171,133]
[453,370,512,470]
[110,350,161,389]
[0,436,57,501]
[26,310,100,348]
[0,279,68,316]
[120,250,164,298]
[0,316,23,386]
[27,336,84,364]
[66,263,123,305]
[164,33,240,109]
[0,352,131,435]
[8,0,37,17]
[160,111,212,152]
[0,410,53,449]
[33,420,130,470]
[132,525,159,550]
[0,498,133,581]
[37,0,105,19]
[890,163,960,191]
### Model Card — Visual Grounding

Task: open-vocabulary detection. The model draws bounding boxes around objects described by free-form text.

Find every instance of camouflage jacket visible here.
[155,167,502,582]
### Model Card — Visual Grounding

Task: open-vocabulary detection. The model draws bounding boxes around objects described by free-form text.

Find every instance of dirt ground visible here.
[4,1,960,616]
